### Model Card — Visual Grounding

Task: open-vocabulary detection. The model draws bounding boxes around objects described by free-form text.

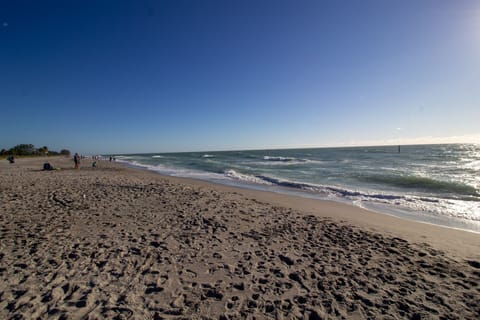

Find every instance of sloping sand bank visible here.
[0,157,479,319]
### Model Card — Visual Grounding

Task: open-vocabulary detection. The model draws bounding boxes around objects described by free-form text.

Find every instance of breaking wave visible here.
[263,156,299,162]
[224,170,272,185]
[359,174,479,197]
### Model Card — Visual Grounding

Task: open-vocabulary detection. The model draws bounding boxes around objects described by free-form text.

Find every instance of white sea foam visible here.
[263,156,289,161]
[116,159,152,169]
[263,156,298,162]
[202,154,215,158]
[256,161,301,166]
[247,174,480,222]
[224,170,273,185]
[117,159,227,181]
[260,156,324,166]
[152,155,164,158]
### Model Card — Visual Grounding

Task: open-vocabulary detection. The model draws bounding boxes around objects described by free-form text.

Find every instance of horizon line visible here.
[109,141,479,155]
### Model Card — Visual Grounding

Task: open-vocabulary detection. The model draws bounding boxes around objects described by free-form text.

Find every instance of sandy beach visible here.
[0,157,479,319]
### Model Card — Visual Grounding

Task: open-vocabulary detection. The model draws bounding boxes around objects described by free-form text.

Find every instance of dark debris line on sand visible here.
[0,165,479,319]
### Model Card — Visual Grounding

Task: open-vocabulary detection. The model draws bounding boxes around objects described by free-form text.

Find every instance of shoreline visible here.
[1,156,479,319]
[118,159,480,261]
[5,156,480,260]
[117,157,480,235]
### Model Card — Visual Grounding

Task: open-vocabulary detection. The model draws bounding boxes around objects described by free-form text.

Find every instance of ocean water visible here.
[114,144,480,233]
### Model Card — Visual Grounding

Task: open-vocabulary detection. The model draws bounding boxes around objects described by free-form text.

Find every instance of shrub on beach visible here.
[60,149,71,156]
[0,144,70,157]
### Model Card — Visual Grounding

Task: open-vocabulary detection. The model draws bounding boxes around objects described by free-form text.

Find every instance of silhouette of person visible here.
[74,153,80,169]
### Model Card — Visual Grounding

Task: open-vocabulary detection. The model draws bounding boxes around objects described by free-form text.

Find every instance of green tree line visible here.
[0,144,70,156]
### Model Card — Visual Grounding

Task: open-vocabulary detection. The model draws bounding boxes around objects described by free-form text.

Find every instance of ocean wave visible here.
[223,170,407,202]
[359,174,479,197]
[260,156,322,166]
[152,155,164,158]
[251,175,480,221]
[253,161,308,167]
[263,156,302,162]
[461,160,480,171]
[116,159,153,169]
[206,168,416,204]
[202,154,215,158]
[117,159,228,181]
[255,175,405,201]
[224,170,273,185]
[115,155,136,160]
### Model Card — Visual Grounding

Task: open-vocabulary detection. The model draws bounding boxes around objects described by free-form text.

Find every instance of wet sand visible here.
[0,157,479,319]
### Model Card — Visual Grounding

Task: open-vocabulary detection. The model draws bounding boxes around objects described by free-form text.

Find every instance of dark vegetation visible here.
[0,144,70,157]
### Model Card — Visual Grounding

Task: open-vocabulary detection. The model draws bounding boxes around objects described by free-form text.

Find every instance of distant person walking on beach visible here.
[74,153,80,169]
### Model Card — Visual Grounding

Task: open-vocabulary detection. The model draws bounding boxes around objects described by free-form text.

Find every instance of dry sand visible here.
[0,157,479,319]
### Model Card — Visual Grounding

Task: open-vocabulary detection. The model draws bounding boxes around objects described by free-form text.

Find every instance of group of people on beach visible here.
[73,153,108,169]
[4,152,100,170]
[44,153,95,170]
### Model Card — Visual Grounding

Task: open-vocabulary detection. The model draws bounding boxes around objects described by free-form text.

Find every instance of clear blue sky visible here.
[1,0,479,154]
